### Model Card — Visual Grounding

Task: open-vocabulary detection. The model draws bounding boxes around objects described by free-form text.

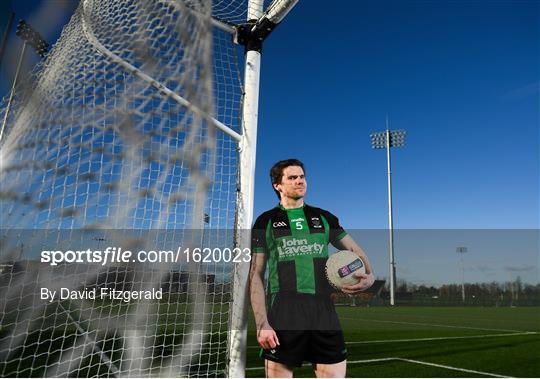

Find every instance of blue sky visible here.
[252,1,539,285]
[1,1,538,285]
[255,0,539,230]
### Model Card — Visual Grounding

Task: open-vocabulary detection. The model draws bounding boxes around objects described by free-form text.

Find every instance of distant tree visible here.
[396,280,408,293]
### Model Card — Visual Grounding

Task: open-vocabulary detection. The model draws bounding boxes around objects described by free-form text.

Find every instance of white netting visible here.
[0,0,250,377]
[212,0,272,24]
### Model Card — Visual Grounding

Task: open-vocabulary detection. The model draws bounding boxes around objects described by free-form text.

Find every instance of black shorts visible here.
[260,293,347,367]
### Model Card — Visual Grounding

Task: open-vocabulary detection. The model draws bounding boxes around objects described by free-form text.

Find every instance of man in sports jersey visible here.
[250,159,375,378]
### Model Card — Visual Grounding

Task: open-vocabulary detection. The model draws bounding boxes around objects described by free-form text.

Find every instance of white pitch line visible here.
[247,331,538,349]
[396,357,512,378]
[343,317,529,333]
[345,331,538,345]
[245,357,398,371]
[246,356,511,377]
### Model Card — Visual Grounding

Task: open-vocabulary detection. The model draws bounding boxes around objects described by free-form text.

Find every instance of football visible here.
[325,250,366,290]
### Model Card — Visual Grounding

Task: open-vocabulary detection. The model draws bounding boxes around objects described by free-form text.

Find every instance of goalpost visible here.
[0,0,298,377]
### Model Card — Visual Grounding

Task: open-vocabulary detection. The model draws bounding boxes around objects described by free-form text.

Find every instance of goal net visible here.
[0,0,282,376]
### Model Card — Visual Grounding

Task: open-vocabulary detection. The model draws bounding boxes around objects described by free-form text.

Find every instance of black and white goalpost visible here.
[228,0,299,376]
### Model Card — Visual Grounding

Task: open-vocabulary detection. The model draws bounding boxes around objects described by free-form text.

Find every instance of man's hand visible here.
[342,272,375,294]
[257,321,280,350]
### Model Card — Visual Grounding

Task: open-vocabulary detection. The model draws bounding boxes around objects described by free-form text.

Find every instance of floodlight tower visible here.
[0,19,48,143]
[370,119,406,306]
[456,246,467,303]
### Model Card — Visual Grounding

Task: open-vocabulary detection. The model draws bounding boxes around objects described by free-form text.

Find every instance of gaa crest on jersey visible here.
[271,215,292,238]
[311,217,322,228]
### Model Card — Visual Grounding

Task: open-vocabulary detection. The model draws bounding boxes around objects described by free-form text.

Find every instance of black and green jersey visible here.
[251,203,348,296]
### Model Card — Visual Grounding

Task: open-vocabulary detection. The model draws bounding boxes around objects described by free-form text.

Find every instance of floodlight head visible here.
[15,19,48,57]
[370,131,387,149]
[370,129,406,149]
[389,129,406,147]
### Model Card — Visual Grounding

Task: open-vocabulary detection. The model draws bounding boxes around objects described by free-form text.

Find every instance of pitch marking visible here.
[396,357,511,378]
[247,330,537,349]
[344,317,530,333]
[245,357,397,371]
[246,357,510,377]
[345,331,538,345]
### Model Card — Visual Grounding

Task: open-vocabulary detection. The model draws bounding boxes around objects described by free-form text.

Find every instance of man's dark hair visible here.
[270,159,305,199]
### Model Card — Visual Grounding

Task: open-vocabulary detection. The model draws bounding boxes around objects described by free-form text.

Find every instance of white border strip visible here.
[396,358,512,378]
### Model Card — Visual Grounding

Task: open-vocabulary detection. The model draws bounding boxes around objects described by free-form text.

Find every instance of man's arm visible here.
[333,234,375,294]
[248,252,280,349]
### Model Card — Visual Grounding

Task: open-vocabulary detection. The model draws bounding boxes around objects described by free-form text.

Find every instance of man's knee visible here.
[265,359,294,378]
[314,360,347,378]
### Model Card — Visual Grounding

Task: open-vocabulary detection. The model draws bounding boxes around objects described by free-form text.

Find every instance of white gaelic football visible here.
[325,250,366,290]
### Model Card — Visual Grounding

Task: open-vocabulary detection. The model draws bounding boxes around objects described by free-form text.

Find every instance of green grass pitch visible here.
[2,302,538,377]
[245,306,540,377]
